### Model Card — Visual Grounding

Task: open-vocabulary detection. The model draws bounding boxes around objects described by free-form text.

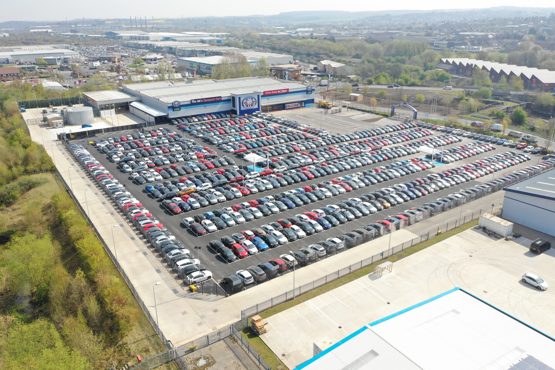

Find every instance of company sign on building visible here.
[232,92,261,115]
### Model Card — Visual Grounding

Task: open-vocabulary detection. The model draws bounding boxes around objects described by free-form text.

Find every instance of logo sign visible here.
[241,96,258,110]
[171,100,181,111]
[190,96,222,105]
[262,88,289,96]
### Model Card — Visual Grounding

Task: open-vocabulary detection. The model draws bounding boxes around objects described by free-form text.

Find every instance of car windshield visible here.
[536,277,544,284]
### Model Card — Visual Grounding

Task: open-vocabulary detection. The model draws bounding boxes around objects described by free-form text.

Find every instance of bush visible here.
[0,176,46,207]
[510,107,528,125]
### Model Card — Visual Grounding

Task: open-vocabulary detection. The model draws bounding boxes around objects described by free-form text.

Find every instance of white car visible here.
[175,258,201,272]
[261,224,276,234]
[271,230,288,245]
[266,202,280,214]
[309,244,327,257]
[185,270,213,285]
[220,214,236,227]
[230,211,246,224]
[241,240,258,255]
[280,253,298,267]
[197,182,212,191]
[236,270,255,285]
[307,219,323,233]
[522,273,548,291]
[201,219,217,233]
[290,225,306,238]
[246,172,260,179]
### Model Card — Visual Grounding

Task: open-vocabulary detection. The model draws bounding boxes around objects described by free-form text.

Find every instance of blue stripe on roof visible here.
[294,326,369,369]
[369,287,460,326]
[459,288,555,341]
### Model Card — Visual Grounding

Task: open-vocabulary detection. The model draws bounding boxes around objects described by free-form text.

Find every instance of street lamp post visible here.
[491,202,495,215]
[111,224,120,260]
[388,224,394,255]
[153,282,161,329]
[84,189,90,216]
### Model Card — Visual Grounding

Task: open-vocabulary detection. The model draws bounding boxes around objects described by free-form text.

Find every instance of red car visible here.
[260,168,274,176]
[303,212,319,220]
[277,219,293,228]
[231,243,248,259]
[269,258,288,272]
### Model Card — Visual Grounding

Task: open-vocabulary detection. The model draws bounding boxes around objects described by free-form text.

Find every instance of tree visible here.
[369,97,378,108]
[414,94,426,104]
[471,69,492,87]
[2,319,89,369]
[501,117,511,132]
[510,107,528,125]
[534,93,555,113]
[35,57,48,66]
[458,97,482,113]
[474,87,492,100]
[509,76,524,91]
[253,58,269,77]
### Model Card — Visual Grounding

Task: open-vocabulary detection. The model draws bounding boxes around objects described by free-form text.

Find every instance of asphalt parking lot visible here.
[71,112,547,286]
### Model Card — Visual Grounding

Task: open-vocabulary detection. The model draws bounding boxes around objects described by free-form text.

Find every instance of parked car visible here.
[521,272,548,290]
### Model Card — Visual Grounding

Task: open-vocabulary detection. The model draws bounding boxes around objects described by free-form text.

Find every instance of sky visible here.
[1,0,555,22]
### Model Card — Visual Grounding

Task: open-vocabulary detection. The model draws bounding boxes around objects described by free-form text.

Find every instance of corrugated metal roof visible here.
[124,77,308,104]
[505,168,555,201]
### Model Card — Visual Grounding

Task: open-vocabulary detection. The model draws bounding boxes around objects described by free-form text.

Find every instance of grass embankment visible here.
[242,220,478,369]
[0,94,170,369]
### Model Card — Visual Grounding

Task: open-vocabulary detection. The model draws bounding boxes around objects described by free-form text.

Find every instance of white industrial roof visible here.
[83,90,138,104]
[320,60,346,68]
[180,55,228,66]
[297,288,555,370]
[129,101,166,117]
[442,58,555,84]
[124,77,307,104]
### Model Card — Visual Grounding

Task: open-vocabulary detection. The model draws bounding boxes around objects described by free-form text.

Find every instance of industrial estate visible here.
[1,5,555,370]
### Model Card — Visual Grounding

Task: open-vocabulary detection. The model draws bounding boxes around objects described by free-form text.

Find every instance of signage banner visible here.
[262,88,289,96]
[190,96,222,104]
[285,102,303,109]
[171,101,181,111]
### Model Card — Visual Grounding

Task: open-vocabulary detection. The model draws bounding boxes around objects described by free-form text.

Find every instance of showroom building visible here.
[85,77,314,123]
[502,169,555,237]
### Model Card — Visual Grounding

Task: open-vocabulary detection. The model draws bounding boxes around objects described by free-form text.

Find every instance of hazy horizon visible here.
[1,1,555,22]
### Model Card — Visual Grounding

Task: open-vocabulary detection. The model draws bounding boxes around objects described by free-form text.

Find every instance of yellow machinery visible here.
[318,100,333,109]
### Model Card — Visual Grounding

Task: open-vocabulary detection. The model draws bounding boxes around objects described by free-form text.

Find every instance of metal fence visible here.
[238,207,491,326]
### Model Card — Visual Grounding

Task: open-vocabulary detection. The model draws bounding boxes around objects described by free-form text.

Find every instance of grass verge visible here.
[241,219,479,369]
[241,329,288,370]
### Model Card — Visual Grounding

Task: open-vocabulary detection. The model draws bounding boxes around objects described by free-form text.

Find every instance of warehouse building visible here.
[0,45,79,65]
[441,58,555,91]
[85,77,314,122]
[178,51,293,76]
[502,169,555,236]
[296,288,555,370]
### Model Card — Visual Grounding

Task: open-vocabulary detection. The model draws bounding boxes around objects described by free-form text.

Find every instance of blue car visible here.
[281,197,296,209]
[145,185,155,193]
[252,236,269,251]
[316,217,332,230]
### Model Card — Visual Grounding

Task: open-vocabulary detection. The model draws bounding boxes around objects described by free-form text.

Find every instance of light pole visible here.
[491,202,495,215]
[152,282,161,329]
[84,189,90,216]
[388,224,394,255]
[111,224,120,260]
[293,261,296,298]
